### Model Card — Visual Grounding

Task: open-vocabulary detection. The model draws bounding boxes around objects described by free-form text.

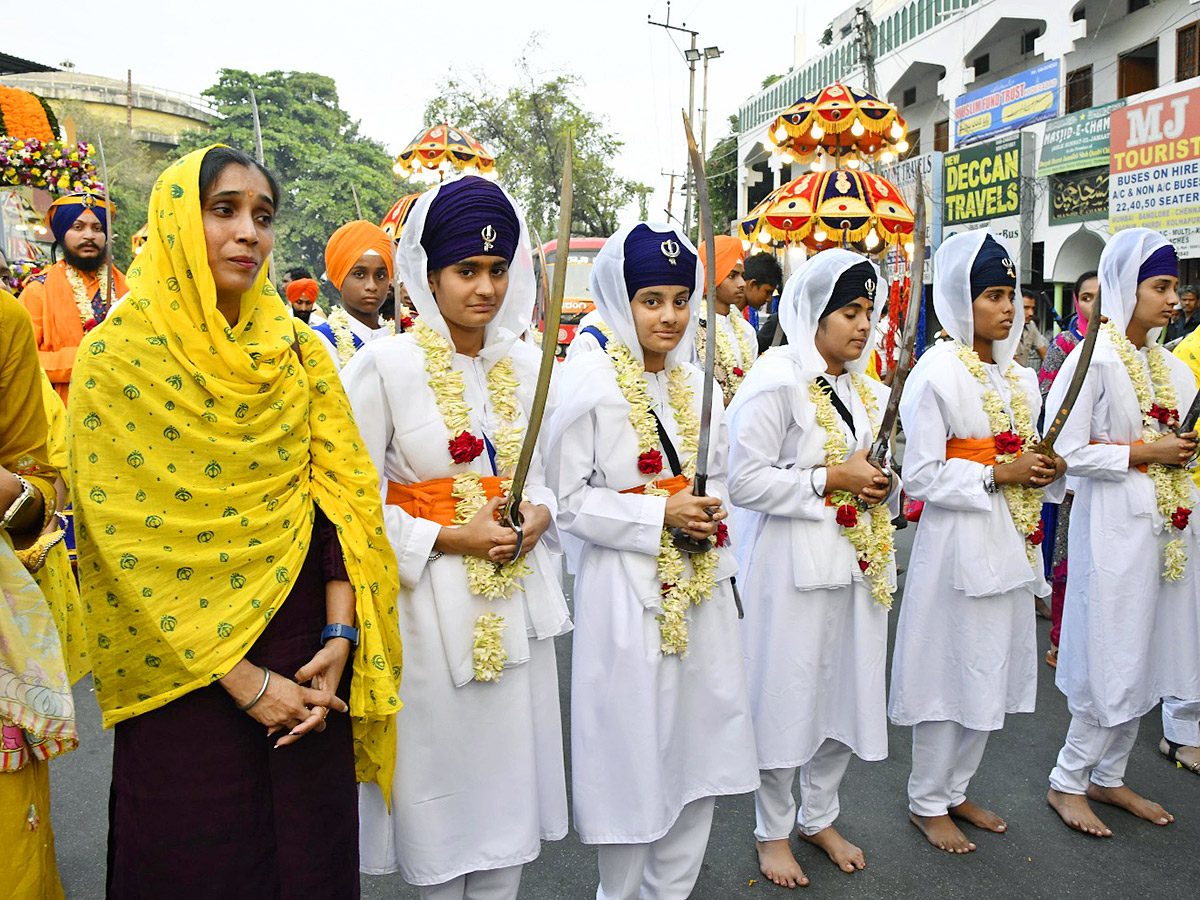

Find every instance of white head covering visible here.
[933,229,1023,369]
[394,179,535,366]
[589,221,704,369]
[778,248,882,381]
[1097,227,1174,339]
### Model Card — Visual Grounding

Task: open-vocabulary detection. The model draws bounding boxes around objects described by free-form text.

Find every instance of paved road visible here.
[52,526,1200,898]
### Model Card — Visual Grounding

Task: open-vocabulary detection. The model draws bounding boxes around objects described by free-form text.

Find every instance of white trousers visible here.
[1049,716,1140,795]
[596,796,716,900]
[754,739,854,840]
[907,721,990,817]
[1162,696,1200,746]
[419,865,523,900]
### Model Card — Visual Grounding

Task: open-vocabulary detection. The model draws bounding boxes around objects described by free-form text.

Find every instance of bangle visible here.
[984,465,999,494]
[809,464,827,498]
[238,665,271,712]
[428,550,443,562]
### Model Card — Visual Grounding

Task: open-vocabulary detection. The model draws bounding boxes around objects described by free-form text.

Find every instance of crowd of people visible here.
[2,143,1199,900]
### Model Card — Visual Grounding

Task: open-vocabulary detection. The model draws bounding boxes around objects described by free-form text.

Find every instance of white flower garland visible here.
[595,320,719,656]
[413,320,530,680]
[327,305,395,366]
[64,263,109,329]
[808,375,896,608]
[696,314,754,403]
[1104,322,1194,580]
[952,343,1045,569]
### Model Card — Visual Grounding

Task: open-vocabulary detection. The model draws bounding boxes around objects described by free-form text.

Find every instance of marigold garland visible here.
[595,320,719,656]
[1104,322,1194,580]
[64,264,109,332]
[808,375,896,607]
[953,343,1045,569]
[413,321,532,680]
[696,315,754,403]
[0,86,54,143]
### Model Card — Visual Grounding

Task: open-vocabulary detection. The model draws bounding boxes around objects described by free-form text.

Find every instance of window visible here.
[1128,0,1148,11]
[934,119,949,152]
[906,128,921,157]
[1119,41,1158,99]
[974,53,990,76]
[1021,29,1039,55]
[1179,23,1200,83]
[903,86,917,106]
[1072,5,1086,21]
[1066,65,1093,112]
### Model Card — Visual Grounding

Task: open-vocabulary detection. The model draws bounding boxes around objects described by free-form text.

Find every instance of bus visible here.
[534,237,605,359]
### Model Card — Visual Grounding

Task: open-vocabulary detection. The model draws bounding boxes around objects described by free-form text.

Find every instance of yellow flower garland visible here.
[695,314,754,403]
[64,263,109,326]
[953,343,1045,568]
[808,375,896,608]
[327,305,395,366]
[595,321,720,656]
[412,321,531,681]
[1104,322,1193,580]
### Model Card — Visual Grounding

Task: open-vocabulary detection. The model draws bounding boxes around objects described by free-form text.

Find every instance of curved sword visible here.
[501,130,573,559]
[1035,288,1102,455]
[96,136,115,314]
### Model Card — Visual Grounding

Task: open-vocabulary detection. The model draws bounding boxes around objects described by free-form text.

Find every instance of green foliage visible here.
[820,27,834,47]
[761,74,784,90]
[51,100,158,272]
[176,70,420,299]
[425,44,651,242]
[706,115,739,236]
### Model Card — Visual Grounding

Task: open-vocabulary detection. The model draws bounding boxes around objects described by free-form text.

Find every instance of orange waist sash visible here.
[386,475,506,526]
[945,437,999,465]
[620,474,691,497]
[1091,440,1147,474]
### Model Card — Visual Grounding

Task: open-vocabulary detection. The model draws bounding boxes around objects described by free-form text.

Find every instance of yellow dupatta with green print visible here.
[68,146,403,798]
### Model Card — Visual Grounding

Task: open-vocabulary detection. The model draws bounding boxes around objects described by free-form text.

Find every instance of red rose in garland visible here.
[448,430,484,464]
[1172,507,1192,531]
[732,367,744,378]
[994,430,1024,455]
[1150,404,1179,427]
[638,449,664,475]
[83,317,99,333]
[1028,521,1045,545]
[400,315,414,330]
[836,504,858,528]
[715,521,729,548]
[858,559,870,572]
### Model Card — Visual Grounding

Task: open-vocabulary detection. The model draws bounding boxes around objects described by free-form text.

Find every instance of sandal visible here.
[1045,646,1057,668]
[1159,738,1200,775]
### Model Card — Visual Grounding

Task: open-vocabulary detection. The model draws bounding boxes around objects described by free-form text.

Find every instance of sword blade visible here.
[350,183,364,220]
[1179,385,1200,435]
[504,130,573,529]
[1038,289,1103,453]
[682,110,717,499]
[249,89,265,165]
[96,135,115,313]
[868,174,926,469]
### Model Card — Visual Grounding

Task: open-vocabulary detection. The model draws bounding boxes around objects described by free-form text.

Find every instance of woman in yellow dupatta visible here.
[68,146,402,898]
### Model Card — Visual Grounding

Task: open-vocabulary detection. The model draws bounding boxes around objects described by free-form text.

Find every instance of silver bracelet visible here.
[809,464,827,498]
[428,550,443,562]
[984,465,999,494]
[238,665,271,712]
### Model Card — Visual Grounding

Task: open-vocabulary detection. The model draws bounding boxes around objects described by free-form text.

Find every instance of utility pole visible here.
[700,48,723,169]
[854,6,879,98]
[661,170,685,223]
[648,2,700,238]
[126,69,134,132]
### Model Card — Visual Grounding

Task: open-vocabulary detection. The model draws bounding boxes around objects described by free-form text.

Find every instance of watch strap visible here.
[320,623,360,648]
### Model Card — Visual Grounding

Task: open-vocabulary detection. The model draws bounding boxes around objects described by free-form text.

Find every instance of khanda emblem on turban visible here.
[864,278,876,299]
[481,224,497,252]
[1002,257,1015,279]
[660,239,682,266]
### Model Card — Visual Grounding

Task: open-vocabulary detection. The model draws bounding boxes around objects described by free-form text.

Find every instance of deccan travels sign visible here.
[943,134,1022,226]
[1109,86,1200,256]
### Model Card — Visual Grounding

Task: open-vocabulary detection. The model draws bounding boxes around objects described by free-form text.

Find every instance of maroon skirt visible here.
[106,510,358,900]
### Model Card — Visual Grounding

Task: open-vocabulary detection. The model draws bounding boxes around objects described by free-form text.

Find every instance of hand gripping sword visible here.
[96,136,116,314]
[1034,288,1102,456]
[500,130,573,559]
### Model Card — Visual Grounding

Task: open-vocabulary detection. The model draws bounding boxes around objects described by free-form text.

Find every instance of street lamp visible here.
[701,46,723,170]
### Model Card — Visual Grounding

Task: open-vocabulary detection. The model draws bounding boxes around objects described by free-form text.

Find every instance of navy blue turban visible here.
[623,224,697,298]
[421,176,519,270]
[47,191,110,244]
[822,260,878,319]
[1138,243,1179,284]
[970,234,1017,299]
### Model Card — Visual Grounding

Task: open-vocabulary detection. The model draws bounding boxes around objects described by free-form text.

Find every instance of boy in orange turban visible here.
[313,221,394,370]
[695,235,757,404]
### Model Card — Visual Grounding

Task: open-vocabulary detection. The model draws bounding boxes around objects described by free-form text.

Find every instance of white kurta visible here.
[315,312,391,372]
[545,351,759,845]
[888,344,1065,732]
[343,335,570,886]
[729,358,896,769]
[695,311,758,374]
[1048,335,1200,727]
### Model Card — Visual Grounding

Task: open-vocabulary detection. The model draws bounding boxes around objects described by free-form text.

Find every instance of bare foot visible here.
[949,799,1007,833]
[1161,738,1200,774]
[1087,783,1174,826]
[908,812,976,853]
[1046,789,1113,837]
[756,838,809,889]
[800,825,866,873]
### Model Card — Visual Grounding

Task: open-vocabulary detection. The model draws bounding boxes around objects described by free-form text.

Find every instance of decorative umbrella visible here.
[131,223,149,256]
[738,168,914,254]
[393,123,496,180]
[379,192,424,241]
[763,83,908,168]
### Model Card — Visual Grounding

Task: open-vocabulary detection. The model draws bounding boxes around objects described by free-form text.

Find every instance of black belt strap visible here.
[815,376,856,438]
[649,410,683,477]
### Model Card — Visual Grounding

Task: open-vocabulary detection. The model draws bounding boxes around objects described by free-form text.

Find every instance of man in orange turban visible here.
[695,235,756,404]
[285,277,321,324]
[20,192,127,404]
[313,221,394,371]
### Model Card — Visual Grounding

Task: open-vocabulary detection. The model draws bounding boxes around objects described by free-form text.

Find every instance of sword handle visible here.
[501,494,525,563]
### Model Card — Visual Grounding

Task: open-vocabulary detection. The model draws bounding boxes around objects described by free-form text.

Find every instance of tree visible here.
[51,100,159,272]
[425,44,651,242]
[176,70,419,299]
[706,115,739,235]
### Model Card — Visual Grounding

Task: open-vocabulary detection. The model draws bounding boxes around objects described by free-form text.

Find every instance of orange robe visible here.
[19,260,126,404]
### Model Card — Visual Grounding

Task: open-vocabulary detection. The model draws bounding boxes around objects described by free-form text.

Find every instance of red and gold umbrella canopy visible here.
[393,123,496,179]
[379,192,423,241]
[739,169,914,253]
[131,222,149,256]
[764,83,909,167]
